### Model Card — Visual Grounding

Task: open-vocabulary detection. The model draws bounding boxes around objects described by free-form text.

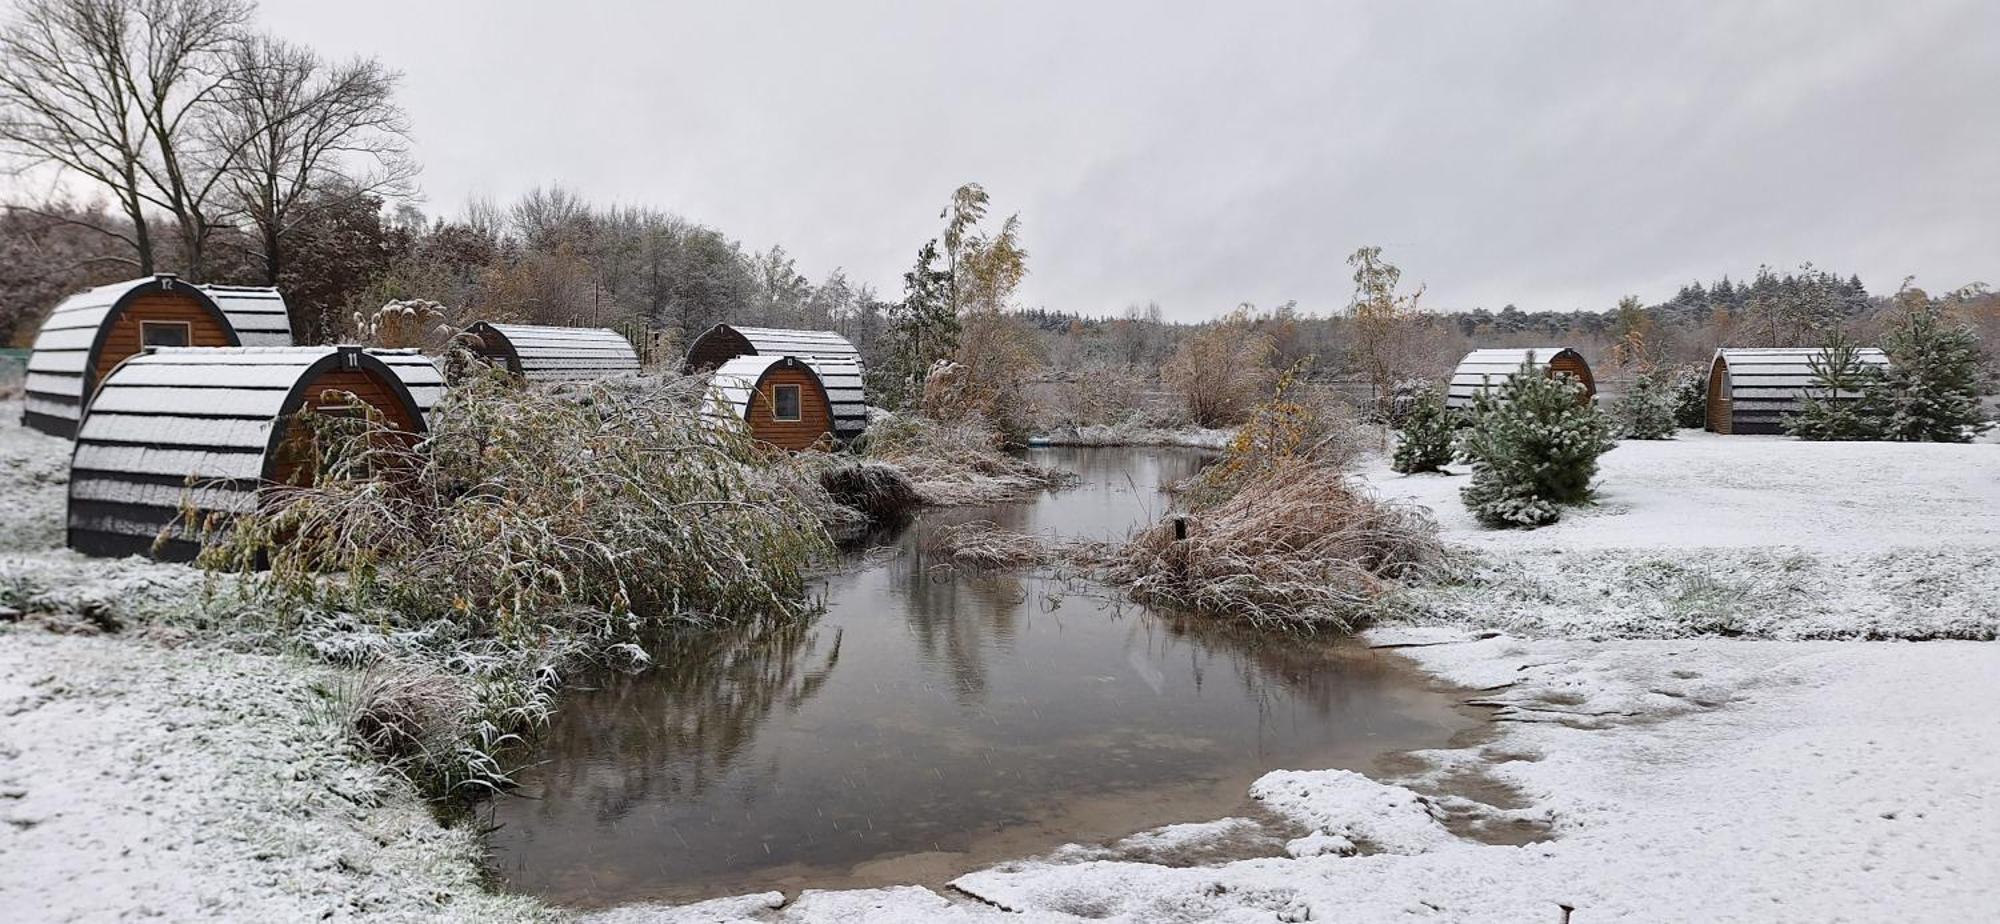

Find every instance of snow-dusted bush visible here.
[1457,364,1616,528]
[1874,288,1991,442]
[197,370,835,795]
[1670,364,1708,429]
[1610,373,1678,440]
[858,412,1071,505]
[1089,458,1443,630]
[1788,333,1885,441]
[203,370,830,636]
[1391,389,1455,473]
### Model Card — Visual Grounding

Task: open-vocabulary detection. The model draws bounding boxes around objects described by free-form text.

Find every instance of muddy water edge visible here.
[478,446,1495,907]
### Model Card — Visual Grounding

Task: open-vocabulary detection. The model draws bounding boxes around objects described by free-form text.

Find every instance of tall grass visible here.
[196,369,836,797]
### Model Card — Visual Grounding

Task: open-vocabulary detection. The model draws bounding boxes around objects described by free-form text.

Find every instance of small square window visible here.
[141,320,191,348]
[772,384,801,422]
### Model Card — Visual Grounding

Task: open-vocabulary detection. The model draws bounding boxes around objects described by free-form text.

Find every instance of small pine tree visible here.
[1458,363,1616,529]
[1670,364,1708,429]
[1872,285,1990,442]
[1391,389,1455,473]
[1611,372,1678,440]
[1787,331,1884,441]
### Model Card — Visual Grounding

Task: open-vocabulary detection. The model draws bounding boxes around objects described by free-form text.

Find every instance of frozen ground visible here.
[4,403,1998,922]
[1030,422,1235,450]
[1361,431,2000,640]
[0,632,547,923]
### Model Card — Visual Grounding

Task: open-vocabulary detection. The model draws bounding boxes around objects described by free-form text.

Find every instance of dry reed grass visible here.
[1090,458,1444,629]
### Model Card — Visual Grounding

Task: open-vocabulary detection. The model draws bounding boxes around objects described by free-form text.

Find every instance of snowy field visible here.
[4,405,1999,922]
[1362,433,2000,641]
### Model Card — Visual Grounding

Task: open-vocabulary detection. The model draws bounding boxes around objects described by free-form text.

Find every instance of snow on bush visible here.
[1457,364,1616,528]
[1390,388,1456,473]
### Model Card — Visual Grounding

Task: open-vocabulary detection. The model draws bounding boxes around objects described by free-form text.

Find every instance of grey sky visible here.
[258,0,1999,320]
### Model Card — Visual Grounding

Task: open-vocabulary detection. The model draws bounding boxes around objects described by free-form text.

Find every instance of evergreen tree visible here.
[871,240,956,409]
[1787,331,1884,441]
[1872,284,1990,442]
[1458,364,1616,528]
[1670,364,1708,429]
[1391,389,1456,474]
[1611,372,1678,439]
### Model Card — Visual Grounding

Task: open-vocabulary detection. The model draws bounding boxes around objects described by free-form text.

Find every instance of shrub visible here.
[1160,310,1274,427]
[1788,331,1885,441]
[1669,364,1708,429]
[858,412,1071,505]
[200,371,832,635]
[1090,458,1443,630]
[1873,286,1990,442]
[1610,372,1678,440]
[1391,389,1456,473]
[1181,364,1365,508]
[1457,364,1616,528]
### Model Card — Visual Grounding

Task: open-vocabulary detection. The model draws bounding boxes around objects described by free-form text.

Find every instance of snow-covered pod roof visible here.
[684,324,868,439]
[1706,347,1890,435]
[1445,347,1596,410]
[703,355,841,450]
[22,275,295,437]
[459,322,640,382]
[67,346,442,561]
[684,323,862,371]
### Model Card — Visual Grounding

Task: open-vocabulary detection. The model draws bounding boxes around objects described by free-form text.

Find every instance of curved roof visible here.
[1712,347,1890,387]
[463,322,639,381]
[67,346,442,560]
[23,276,294,435]
[688,324,861,366]
[1446,347,1593,409]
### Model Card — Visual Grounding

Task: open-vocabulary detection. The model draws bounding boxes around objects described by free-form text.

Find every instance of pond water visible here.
[481,447,1478,907]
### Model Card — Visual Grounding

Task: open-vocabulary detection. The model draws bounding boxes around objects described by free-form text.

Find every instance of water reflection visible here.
[482,447,1473,907]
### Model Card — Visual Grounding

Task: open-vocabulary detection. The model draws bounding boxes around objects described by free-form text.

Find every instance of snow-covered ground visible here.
[0,632,547,923]
[5,402,1998,922]
[1362,432,2000,640]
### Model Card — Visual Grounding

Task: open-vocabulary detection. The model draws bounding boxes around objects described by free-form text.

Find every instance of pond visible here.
[480,446,1479,907]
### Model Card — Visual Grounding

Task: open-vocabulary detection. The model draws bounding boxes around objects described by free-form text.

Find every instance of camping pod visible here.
[1445,347,1597,410]
[1705,347,1890,435]
[703,355,838,450]
[23,275,294,437]
[683,324,868,439]
[66,346,444,561]
[458,322,640,382]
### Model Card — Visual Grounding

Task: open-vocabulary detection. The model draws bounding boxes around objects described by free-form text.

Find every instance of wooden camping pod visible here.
[1705,347,1889,434]
[23,275,294,437]
[683,324,867,440]
[1445,347,1596,410]
[66,346,444,561]
[458,322,640,382]
[703,355,837,451]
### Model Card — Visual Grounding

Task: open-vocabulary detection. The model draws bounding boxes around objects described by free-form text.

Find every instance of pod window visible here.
[772,384,801,422]
[141,320,191,348]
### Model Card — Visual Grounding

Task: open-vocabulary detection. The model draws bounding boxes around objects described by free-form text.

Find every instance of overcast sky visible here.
[256,0,1999,321]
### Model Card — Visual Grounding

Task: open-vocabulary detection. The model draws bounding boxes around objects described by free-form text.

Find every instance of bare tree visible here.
[0,0,252,279]
[213,34,413,284]
[0,0,160,270]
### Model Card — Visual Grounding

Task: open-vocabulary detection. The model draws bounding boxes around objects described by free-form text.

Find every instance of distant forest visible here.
[2,0,1995,398]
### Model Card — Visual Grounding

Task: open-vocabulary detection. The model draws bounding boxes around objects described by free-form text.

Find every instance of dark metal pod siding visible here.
[460,322,640,381]
[22,275,295,438]
[66,346,443,561]
[1446,347,1596,410]
[1705,347,1889,435]
[683,324,867,440]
